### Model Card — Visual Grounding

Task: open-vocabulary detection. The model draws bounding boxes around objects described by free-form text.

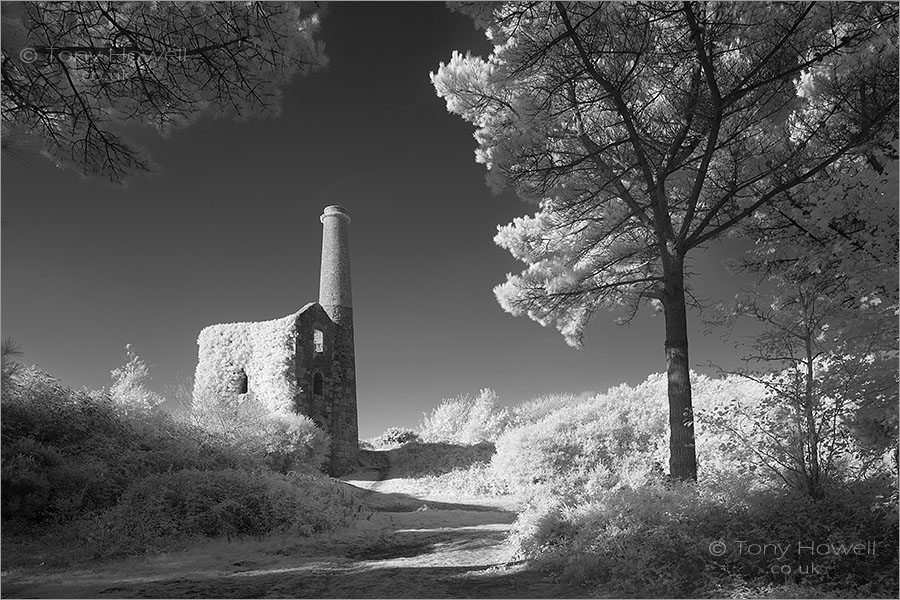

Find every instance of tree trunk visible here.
[803,322,821,497]
[663,257,698,481]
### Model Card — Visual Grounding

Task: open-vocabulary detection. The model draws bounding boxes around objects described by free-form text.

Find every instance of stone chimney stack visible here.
[318,205,358,474]
[319,205,353,315]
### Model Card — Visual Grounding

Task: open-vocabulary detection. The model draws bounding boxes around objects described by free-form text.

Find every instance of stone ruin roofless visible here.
[192,205,359,476]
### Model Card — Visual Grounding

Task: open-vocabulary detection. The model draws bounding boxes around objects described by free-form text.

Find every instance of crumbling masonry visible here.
[192,205,359,475]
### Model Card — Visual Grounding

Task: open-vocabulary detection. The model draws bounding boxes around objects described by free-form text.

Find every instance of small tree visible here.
[1,1,327,184]
[109,344,165,414]
[1,337,24,389]
[708,272,896,496]
[712,107,899,493]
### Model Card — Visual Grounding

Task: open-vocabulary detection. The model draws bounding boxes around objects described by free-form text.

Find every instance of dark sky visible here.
[1,2,752,438]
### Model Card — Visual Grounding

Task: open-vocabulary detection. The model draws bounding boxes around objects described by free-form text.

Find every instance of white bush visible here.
[109,344,164,415]
[188,389,329,473]
[418,388,509,444]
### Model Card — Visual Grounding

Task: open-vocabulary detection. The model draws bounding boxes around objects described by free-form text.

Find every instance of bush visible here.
[491,373,772,502]
[697,365,896,496]
[510,477,899,598]
[371,426,421,448]
[418,388,509,444]
[508,392,584,428]
[491,373,898,597]
[2,369,135,525]
[414,461,512,499]
[262,412,330,473]
[105,468,363,554]
[2,368,260,529]
[385,441,496,478]
[492,383,669,502]
[186,389,330,473]
[1,364,362,562]
[1,437,108,527]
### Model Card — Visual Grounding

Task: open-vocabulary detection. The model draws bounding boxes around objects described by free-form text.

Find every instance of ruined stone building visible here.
[192,205,359,475]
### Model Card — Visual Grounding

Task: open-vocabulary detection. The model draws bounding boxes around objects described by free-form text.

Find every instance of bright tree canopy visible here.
[432,1,898,480]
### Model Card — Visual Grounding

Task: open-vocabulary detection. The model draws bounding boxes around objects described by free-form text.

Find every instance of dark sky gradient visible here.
[2,2,754,438]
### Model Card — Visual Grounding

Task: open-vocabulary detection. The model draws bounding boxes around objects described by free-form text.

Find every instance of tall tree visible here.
[1,1,327,185]
[432,1,898,480]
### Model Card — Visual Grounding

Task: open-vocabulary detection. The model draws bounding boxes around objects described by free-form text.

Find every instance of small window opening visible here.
[313,372,324,396]
[236,369,248,394]
[313,329,324,353]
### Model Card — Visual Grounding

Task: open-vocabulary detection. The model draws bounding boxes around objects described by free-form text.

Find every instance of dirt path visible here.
[1,460,586,598]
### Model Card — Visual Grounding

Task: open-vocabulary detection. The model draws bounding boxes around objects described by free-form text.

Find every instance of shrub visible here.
[262,412,330,473]
[418,388,509,444]
[101,468,363,555]
[371,426,421,448]
[508,392,584,428]
[1,364,360,562]
[491,373,771,502]
[510,477,899,598]
[2,368,255,528]
[697,364,896,497]
[108,344,164,415]
[415,461,512,499]
[2,368,126,447]
[492,382,670,502]
[1,437,108,527]
[385,441,496,478]
[492,373,898,597]
[186,389,329,472]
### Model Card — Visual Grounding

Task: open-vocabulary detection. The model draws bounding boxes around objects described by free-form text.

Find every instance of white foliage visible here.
[193,308,306,417]
[418,388,509,444]
[109,344,164,414]
[433,2,897,349]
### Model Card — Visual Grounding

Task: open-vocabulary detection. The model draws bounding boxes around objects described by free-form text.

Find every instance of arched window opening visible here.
[313,329,324,353]
[236,369,248,394]
[313,372,324,396]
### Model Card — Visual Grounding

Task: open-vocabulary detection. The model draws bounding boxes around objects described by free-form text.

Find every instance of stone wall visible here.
[321,305,358,475]
[193,308,306,414]
[193,301,358,476]
[292,303,358,475]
